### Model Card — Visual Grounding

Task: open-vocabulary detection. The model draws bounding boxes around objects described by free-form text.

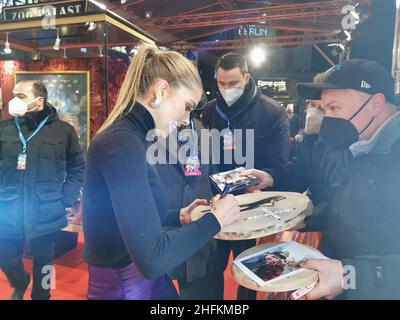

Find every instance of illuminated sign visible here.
[238,25,268,37]
[257,79,291,99]
[3,0,88,22]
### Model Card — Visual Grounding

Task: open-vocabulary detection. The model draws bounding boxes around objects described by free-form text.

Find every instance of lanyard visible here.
[190,120,198,157]
[15,115,49,154]
[216,87,258,128]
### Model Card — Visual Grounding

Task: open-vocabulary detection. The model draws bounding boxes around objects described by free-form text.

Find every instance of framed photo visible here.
[15,71,90,150]
[234,241,327,286]
[210,167,260,193]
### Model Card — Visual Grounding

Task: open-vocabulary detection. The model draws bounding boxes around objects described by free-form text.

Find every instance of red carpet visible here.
[0,231,319,300]
[0,233,246,300]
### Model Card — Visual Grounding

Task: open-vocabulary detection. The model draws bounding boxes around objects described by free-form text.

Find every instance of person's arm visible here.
[63,125,85,208]
[99,130,222,280]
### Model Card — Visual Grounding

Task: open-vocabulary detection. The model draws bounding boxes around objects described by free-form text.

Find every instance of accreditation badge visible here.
[16,153,27,171]
[223,129,236,151]
[184,155,202,177]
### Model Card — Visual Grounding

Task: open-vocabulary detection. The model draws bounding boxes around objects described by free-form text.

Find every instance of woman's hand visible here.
[209,194,240,228]
[240,169,274,191]
[180,199,209,225]
[300,259,344,300]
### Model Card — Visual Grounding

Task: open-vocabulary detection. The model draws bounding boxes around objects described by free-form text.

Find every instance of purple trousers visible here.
[87,263,180,300]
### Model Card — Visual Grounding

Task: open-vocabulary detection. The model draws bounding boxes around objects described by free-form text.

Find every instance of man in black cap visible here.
[295,59,400,299]
[244,59,400,299]
[242,70,353,234]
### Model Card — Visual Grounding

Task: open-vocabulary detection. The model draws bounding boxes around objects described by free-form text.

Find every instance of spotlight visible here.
[53,29,60,51]
[4,32,11,54]
[145,11,152,19]
[344,30,352,41]
[250,47,266,67]
[85,22,97,32]
[98,46,104,58]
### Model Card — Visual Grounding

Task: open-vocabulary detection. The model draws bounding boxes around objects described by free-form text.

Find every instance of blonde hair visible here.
[97,44,202,135]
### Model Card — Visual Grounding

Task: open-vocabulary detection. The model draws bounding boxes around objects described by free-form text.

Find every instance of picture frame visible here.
[234,241,327,286]
[15,71,90,150]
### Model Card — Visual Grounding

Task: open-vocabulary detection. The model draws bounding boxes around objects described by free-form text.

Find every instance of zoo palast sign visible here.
[2,0,88,22]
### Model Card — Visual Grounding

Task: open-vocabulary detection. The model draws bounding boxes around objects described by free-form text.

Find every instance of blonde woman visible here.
[83,45,240,300]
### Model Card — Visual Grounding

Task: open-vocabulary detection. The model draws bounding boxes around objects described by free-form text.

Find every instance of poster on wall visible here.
[15,71,90,150]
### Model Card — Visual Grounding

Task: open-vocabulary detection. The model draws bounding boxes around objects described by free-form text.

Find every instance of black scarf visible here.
[23,102,52,131]
[216,78,260,118]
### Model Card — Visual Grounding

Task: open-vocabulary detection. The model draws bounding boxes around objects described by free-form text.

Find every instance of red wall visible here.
[0,58,128,139]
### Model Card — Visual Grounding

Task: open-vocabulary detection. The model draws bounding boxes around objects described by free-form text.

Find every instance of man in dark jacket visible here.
[286,104,300,139]
[155,117,224,299]
[0,80,85,300]
[202,53,290,299]
[294,59,400,300]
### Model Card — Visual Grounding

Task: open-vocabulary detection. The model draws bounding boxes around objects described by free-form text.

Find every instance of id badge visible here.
[16,153,27,171]
[184,155,202,177]
[223,129,236,150]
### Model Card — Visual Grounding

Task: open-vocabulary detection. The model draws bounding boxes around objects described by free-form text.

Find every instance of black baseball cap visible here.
[297,59,395,104]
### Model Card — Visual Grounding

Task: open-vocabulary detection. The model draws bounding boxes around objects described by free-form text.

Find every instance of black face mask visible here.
[320,95,375,150]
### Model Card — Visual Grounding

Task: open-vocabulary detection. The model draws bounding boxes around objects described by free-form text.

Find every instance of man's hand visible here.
[300,259,344,300]
[240,168,274,191]
[180,199,209,225]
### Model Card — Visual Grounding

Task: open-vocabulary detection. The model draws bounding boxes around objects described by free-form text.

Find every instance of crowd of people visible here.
[0,44,399,300]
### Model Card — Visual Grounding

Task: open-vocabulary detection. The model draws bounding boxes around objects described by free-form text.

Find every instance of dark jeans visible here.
[217,239,257,300]
[0,232,58,300]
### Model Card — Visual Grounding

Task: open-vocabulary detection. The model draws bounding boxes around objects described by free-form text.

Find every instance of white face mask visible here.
[219,88,244,107]
[9,97,39,118]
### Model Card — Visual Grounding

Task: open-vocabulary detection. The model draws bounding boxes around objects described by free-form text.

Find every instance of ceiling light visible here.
[53,29,60,51]
[4,32,11,54]
[250,46,266,67]
[85,22,96,32]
